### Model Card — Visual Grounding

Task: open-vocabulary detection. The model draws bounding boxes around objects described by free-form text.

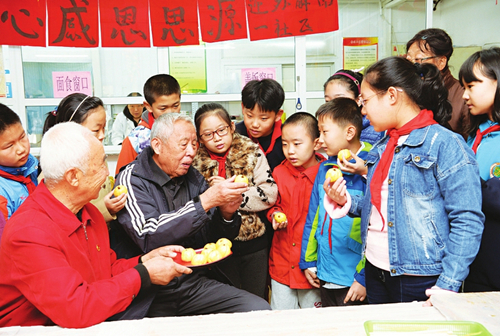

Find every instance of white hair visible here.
[150,113,194,142]
[40,122,95,183]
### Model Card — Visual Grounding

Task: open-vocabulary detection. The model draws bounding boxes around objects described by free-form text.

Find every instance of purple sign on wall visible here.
[52,71,92,98]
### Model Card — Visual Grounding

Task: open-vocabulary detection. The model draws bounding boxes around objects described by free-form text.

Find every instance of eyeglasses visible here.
[407,55,439,64]
[200,125,230,141]
[358,92,382,107]
[358,88,403,107]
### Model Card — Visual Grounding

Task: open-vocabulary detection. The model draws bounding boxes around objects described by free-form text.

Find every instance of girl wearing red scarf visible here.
[325,57,484,304]
[460,47,500,292]
[192,103,277,300]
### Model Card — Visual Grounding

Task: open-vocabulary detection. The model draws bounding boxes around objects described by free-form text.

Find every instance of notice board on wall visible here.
[169,46,207,94]
[343,37,378,72]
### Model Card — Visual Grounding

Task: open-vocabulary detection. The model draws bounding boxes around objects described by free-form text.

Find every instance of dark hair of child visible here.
[241,79,285,113]
[406,28,453,71]
[0,104,21,136]
[316,98,363,140]
[143,74,181,106]
[323,70,364,97]
[459,47,500,137]
[194,103,232,136]
[42,93,104,135]
[282,112,320,141]
[365,57,452,127]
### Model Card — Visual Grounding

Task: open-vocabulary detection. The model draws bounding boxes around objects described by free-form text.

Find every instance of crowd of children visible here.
[1,43,499,315]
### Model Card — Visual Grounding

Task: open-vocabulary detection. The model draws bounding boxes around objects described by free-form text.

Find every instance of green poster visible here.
[169,45,207,94]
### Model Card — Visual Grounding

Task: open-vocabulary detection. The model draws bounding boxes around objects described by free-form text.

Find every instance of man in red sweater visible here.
[0,122,191,328]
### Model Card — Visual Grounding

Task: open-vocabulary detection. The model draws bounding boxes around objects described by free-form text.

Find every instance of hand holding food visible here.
[175,238,233,267]
[338,149,352,162]
[234,175,249,185]
[325,167,343,183]
[272,212,288,230]
[113,185,128,197]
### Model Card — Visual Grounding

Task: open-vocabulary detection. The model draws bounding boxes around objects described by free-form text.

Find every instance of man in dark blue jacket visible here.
[112,113,270,319]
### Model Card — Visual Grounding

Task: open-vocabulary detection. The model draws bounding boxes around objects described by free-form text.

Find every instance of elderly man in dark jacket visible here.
[113,113,271,318]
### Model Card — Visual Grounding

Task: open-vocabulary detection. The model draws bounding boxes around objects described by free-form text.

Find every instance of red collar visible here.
[247,120,282,156]
[283,153,325,181]
[32,182,96,236]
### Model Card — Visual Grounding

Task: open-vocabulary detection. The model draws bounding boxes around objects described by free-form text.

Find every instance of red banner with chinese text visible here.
[150,0,199,47]
[0,0,46,47]
[100,0,150,47]
[245,0,338,41]
[198,0,247,43]
[48,0,99,47]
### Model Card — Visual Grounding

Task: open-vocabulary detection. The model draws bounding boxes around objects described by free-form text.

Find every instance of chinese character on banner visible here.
[246,0,338,41]
[150,0,199,47]
[48,0,98,47]
[100,0,150,47]
[0,0,46,47]
[199,0,247,43]
[52,71,92,98]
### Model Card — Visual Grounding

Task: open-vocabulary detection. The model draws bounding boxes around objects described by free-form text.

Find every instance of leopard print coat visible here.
[192,132,277,241]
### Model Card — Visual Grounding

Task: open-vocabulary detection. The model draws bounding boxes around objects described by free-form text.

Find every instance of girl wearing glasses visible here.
[406,28,469,139]
[326,56,484,304]
[192,103,277,300]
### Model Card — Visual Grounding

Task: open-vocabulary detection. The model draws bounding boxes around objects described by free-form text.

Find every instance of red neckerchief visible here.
[0,170,36,194]
[370,109,437,231]
[247,120,282,155]
[471,124,500,154]
[207,149,230,178]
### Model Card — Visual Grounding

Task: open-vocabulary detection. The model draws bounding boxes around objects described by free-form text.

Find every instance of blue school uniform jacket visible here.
[299,142,371,287]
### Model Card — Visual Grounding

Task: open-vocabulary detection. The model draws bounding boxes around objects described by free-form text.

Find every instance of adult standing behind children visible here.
[236,79,286,172]
[192,103,277,299]
[406,28,469,139]
[115,74,181,174]
[111,92,145,145]
[324,70,383,145]
[328,57,484,303]
[0,105,38,232]
[267,112,324,310]
[43,93,125,222]
[300,99,371,307]
[460,47,500,292]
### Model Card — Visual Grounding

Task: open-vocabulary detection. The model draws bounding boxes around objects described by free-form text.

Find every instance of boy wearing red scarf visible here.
[235,79,286,172]
[0,105,38,235]
[267,112,324,310]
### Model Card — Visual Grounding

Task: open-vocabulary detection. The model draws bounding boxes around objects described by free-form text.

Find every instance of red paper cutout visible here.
[150,0,199,47]
[199,0,247,43]
[0,0,46,47]
[100,0,150,47]
[246,0,339,41]
[48,0,99,47]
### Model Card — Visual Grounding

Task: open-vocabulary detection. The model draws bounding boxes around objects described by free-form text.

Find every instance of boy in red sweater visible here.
[267,112,324,310]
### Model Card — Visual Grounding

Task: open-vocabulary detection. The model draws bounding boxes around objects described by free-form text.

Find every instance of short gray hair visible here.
[150,113,193,142]
[40,122,95,183]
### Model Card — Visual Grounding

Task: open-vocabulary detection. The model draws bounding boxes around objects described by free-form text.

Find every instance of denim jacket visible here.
[350,124,484,292]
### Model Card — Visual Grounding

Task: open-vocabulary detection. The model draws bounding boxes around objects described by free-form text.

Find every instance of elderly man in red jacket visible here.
[0,122,192,328]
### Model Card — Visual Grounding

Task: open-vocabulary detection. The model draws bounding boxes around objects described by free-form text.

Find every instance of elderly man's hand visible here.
[199,176,249,213]
[141,245,185,263]
[142,256,192,286]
